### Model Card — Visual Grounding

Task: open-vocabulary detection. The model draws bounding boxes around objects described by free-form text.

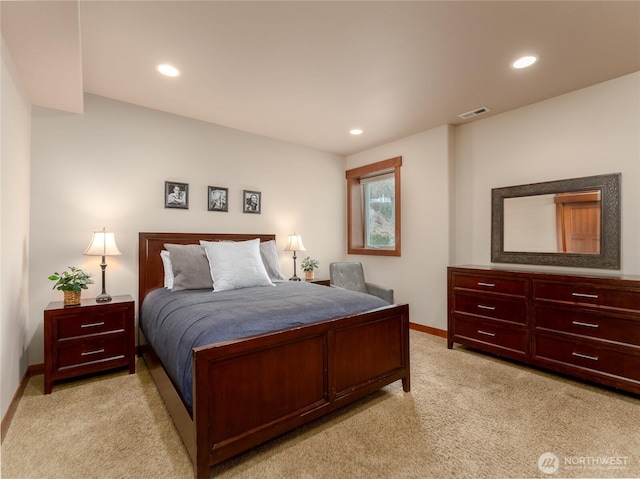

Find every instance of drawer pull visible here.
[571,292,599,299]
[477,330,496,337]
[80,322,105,328]
[572,321,599,328]
[477,282,495,288]
[477,304,496,311]
[81,348,105,356]
[572,352,598,361]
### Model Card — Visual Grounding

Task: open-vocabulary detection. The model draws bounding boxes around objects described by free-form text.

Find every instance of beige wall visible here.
[27,94,346,365]
[455,72,640,276]
[344,72,640,333]
[1,36,31,419]
[346,125,455,331]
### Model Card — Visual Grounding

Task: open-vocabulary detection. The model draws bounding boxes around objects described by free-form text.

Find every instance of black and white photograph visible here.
[208,186,228,212]
[243,190,261,214]
[165,181,189,209]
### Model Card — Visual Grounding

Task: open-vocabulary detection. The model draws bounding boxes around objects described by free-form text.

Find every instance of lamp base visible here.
[95,293,113,303]
[289,276,301,281]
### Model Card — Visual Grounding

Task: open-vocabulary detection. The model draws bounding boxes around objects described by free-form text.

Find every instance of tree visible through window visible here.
[364,174,395,247]
[346,157,401,256]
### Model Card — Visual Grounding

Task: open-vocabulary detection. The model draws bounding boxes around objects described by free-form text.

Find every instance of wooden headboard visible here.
[138,232,276,308]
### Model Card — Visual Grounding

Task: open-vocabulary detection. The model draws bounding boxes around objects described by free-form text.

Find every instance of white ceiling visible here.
[3,1,639,156]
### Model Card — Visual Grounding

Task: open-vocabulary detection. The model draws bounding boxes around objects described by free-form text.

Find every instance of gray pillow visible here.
[259,240,287,282]
[163,244,213,291]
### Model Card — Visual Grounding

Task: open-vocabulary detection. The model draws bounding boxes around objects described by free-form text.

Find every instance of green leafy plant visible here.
[300,257,319,272]
[48,266,93,293]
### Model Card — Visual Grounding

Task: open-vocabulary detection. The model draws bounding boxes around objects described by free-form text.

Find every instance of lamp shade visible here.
[284,234,306,252]
[84,228,121,256]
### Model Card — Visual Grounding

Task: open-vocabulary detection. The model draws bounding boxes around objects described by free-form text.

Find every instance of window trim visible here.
[346,156,401,256]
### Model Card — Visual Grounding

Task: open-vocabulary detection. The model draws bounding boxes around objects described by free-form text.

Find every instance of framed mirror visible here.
[491,173,621,269]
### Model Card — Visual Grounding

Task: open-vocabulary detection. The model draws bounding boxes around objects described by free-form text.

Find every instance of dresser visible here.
[44,295,135,394]
[448,266,640,394]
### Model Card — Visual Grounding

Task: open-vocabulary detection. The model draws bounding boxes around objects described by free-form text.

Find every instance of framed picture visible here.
[208,186,228,212]
[165,181,189,209]
[243,190,261,214]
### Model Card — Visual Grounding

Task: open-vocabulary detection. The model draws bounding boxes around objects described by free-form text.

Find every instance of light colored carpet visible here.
[2,332,639,479]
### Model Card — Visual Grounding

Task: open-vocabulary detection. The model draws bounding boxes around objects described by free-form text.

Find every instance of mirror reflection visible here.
[504,190,601,254]
[491,173,620,269]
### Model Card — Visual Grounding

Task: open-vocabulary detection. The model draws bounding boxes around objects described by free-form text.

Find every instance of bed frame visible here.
[138,232,410,479]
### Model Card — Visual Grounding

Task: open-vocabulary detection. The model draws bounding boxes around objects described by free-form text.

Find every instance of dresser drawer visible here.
[57,336,127,370]
[451,273,527,296]
[56,308,128,340]
[534,304,640,346]
[533,280,640,312]
[453,316,528,355]
[454,292,527,324]
[534,334,640,383]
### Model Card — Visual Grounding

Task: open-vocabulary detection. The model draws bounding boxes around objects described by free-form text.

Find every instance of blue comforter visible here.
[140,281,389,408]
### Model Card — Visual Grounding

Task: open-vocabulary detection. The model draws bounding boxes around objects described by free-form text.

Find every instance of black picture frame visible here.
[243,190,261,214]
[208,186,229,212]
[165,181,189,209]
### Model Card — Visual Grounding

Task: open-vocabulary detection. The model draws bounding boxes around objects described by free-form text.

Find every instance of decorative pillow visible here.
[160,250,174,289]
[200,239,274,291]
[259,240,287,282]
[163,243,213,291]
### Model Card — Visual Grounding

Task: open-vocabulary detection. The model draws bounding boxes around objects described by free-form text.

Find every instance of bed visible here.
[138,232,410,479]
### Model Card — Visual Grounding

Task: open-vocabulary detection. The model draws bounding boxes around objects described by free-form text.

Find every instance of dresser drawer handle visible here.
[81,348,105,356]
[80,322,105,328]
[477,305,496,311]
[572,321,599,328]
[477,330,496,337]
[477,282,495,288]
[572,352,598,361]
[571,292,599,299]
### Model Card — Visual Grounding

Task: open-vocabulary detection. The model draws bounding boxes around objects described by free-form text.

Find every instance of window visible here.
[346,156,401,256]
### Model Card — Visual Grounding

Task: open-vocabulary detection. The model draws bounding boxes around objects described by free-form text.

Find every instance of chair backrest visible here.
[329,262,367,294]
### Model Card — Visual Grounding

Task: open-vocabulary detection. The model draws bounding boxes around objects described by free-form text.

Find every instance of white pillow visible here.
[160,250,174,289]
[259,240,287,282]
[200,239,274,291]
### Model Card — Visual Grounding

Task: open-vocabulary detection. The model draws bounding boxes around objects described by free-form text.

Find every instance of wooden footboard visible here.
[192,303,410,479]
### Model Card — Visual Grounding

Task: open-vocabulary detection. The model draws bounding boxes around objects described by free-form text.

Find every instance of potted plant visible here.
[49,266,93,306]
[300,257,319,281]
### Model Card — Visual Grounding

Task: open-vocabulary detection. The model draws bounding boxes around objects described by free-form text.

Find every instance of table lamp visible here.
[284,233,306,281]
[84,227,121,302]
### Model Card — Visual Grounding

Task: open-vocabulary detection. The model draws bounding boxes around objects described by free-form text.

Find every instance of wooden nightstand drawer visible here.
[57,336,127,369]
[57,308,128,340]
[44,295,135,394]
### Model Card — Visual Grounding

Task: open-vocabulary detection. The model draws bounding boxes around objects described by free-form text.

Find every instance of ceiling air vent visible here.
[458,107,490,120]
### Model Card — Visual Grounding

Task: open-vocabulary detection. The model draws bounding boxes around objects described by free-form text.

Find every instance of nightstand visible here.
[306,278,331,286]
[44,294,135,394]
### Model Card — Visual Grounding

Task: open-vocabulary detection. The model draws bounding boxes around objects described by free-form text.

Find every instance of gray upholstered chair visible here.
[329,262,394,303]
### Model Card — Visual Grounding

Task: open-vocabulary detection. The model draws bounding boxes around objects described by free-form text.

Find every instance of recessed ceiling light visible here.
[156,64,180,77]
[512,56,538,69]
[350,129,363,135]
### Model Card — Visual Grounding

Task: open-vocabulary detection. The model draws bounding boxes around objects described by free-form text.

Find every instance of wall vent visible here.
[458,107,490,120]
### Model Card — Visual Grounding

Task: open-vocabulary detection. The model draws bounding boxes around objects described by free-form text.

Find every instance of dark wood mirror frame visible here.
[491,173,621,269]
